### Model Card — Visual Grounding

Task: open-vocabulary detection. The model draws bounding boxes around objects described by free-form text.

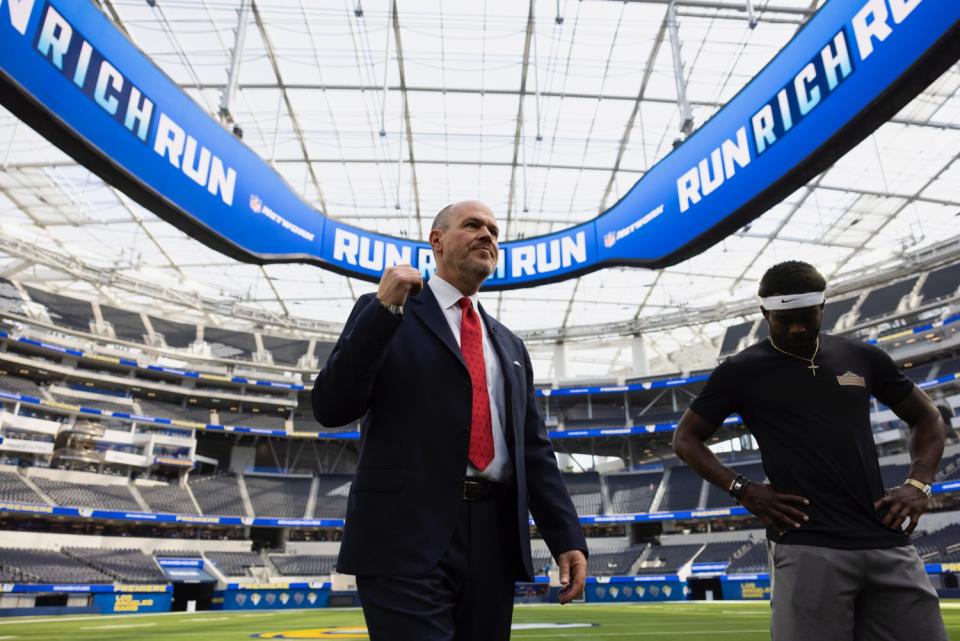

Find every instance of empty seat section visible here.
[587,543,644,576]
[50,392,132,414]
[269,554,338,576]
[24,287,93,332]
[0,278,24,315]
[719,321,753,356]
[696,541,748,564]
[139,483,199,514]
[0,471,44,504]
[312,474,352,518]
[313,341,336,366]
[856,277,917,322]
[32,477,140,511]
[606,471,663,514]
[206,551,264,577]
[100,305,148,342]
[935,453,960,482]
[920,262,960,303]
[0,548,113,583]
[726,541,768,572]
[262,336,311,366]
[821,297,858,332]
[63,547,166,582]
[911,524,960,562]
[148,317,196,348]
[138,399,211,423]
[246,476,311,518]
[661,466,703,511]
[220,411,286,430]
[204,328,256,360]
[531,548,553,573]
[632,409,682,425]
[637,544,702,574]
[562,472,602,516]
[903,362,935,383]
[879,463,911,489]
[188,475,246,516]
[0,374,44,397]
[937,356,960,376]
[154,549,203,558]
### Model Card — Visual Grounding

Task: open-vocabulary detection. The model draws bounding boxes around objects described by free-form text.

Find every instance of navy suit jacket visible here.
[312,285,587,579]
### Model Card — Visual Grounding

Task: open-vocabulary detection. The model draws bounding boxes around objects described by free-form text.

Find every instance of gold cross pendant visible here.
[808,363,819,376]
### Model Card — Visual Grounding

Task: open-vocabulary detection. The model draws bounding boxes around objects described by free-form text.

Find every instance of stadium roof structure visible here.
[0,0,957,377]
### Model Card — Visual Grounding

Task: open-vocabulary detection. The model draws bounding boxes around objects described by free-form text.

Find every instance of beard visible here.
[451,246,496,281]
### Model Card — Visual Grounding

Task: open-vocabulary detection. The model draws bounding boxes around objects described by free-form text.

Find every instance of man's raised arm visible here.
[312,265,421,427]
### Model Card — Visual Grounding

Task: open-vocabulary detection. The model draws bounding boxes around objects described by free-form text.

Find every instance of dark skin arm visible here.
[672,409,809,533]
[874,387,946,534]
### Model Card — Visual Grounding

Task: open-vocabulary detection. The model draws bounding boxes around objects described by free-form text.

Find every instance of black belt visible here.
[460,478,512,501]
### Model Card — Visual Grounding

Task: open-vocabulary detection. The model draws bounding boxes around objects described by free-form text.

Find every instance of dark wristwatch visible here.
[728,475,750,500]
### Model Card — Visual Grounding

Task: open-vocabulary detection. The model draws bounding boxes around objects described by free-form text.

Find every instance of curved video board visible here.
[0,0,957,289]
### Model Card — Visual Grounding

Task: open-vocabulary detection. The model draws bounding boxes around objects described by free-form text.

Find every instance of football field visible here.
[0,601,957,640]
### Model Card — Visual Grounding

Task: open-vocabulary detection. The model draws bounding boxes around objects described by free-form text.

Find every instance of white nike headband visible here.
[759,291,825,310]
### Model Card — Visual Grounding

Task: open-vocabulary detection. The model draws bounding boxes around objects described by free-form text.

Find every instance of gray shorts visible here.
[768,542,947,641]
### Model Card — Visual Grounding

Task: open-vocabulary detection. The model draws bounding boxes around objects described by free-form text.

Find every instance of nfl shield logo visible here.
[249,193,263,213]
[603,231,616,248]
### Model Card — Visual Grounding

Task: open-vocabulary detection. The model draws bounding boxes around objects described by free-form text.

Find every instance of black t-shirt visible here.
[690,333,915,549]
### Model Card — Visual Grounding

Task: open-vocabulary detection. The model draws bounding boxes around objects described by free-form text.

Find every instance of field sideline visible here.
[0,601,956,640]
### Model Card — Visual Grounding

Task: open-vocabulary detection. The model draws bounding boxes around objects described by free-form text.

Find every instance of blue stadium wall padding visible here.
[213,586,332,611]
[585,577,686,602]
[0,605,99,617]
[0,1,957,288]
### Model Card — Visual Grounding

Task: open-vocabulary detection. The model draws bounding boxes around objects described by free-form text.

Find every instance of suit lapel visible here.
[407,284,465,368]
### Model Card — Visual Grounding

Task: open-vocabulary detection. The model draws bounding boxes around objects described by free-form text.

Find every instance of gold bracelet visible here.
[904,478,932,497]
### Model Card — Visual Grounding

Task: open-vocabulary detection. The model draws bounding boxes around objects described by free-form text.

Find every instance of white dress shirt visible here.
[428,275,512,483]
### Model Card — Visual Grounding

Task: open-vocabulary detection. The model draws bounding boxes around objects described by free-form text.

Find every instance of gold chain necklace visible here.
[768,336,820,376]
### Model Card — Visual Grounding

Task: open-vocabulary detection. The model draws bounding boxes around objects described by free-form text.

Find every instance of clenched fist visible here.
[377,265,423,307]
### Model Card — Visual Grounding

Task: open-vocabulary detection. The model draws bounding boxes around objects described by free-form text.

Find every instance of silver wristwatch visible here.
[379,299,403,318]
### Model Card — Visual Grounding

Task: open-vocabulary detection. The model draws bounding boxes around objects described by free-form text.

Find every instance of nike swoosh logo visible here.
[780,297,802,303]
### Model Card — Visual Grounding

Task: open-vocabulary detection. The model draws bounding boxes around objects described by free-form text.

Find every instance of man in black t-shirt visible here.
[673,261,948,641]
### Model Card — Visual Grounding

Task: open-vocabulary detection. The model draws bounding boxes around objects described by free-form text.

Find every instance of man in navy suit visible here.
[313,200,587,641]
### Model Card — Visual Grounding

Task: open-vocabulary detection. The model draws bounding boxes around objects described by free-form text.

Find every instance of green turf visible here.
[0,601,956,640]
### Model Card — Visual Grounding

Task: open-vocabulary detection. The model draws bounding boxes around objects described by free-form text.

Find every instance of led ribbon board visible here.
[0,0,957,289]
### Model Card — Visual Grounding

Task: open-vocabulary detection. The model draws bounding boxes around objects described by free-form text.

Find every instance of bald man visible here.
[313,201,588,641]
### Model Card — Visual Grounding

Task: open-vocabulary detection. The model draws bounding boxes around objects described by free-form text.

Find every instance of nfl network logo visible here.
[249,193,263,213]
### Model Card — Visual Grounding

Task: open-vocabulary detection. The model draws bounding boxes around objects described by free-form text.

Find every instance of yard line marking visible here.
[0,607,338,625]
[81,623,158,630]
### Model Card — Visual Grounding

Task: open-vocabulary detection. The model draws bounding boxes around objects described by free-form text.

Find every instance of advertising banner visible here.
[0,1,957,288]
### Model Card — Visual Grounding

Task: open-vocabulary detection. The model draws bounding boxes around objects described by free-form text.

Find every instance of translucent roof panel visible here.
[0,0,956,379]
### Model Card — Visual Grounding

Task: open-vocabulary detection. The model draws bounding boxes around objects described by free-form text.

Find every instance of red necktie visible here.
[458,297,494,471]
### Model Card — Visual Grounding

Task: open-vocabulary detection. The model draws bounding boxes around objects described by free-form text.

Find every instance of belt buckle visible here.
[462,479,483,501]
